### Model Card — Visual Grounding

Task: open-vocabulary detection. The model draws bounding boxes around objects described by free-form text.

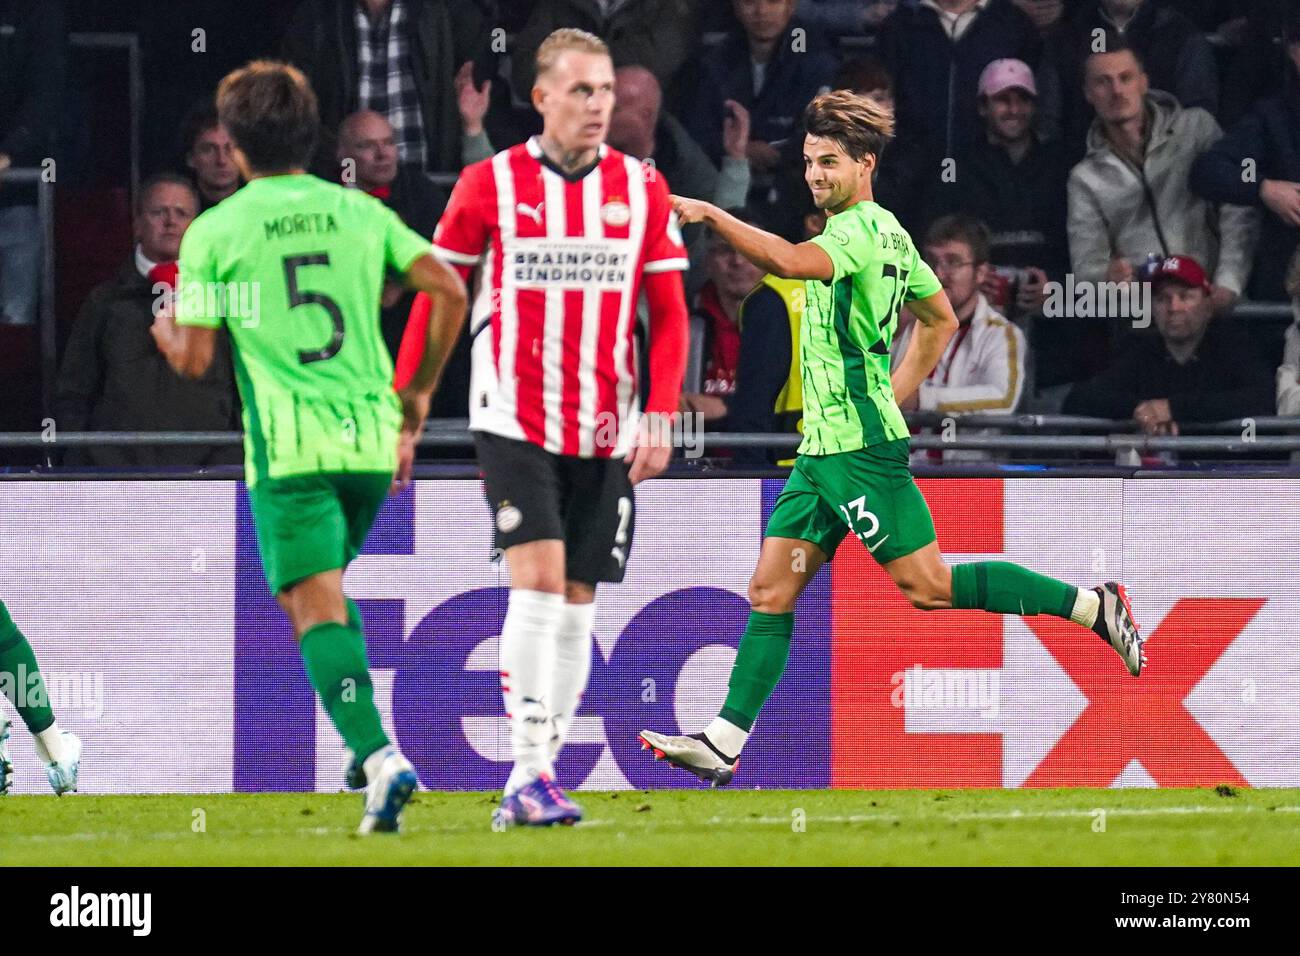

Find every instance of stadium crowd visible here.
[2,0,1299,467]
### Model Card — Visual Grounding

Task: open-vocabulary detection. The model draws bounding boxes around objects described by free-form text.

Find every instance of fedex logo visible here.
[230,478,1282,791]
[231,481,829,791]
[830,480,1266,788]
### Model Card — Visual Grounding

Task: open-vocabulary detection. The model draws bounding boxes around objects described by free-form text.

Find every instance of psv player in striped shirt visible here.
[395,29,689,826]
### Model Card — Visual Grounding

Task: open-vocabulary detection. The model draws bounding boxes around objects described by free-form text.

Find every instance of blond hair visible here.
[804,89,894,163]
[535,28,610,80]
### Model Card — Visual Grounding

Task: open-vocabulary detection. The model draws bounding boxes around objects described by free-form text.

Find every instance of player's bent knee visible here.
[897,579,947,611]
[748,577,796,615]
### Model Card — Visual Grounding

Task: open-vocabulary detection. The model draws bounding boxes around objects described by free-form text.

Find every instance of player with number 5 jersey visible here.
[153,60,468,834]
[638,90,1146,788]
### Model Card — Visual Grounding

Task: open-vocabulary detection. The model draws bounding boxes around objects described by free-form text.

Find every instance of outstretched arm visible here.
[670,195,833,281]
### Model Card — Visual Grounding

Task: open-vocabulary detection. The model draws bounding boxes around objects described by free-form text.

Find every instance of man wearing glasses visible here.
[892,214,1027,463]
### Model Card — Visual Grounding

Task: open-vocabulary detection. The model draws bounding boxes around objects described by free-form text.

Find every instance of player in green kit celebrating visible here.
[639,91,1145,785]
[152,61,467,831]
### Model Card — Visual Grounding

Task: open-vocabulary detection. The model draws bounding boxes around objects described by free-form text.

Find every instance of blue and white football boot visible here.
[1,718,13,795]
[44,730,81,795]
[358,747,418,834]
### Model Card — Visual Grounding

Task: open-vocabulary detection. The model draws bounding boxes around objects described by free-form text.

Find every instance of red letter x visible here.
[1023,598,1264,787]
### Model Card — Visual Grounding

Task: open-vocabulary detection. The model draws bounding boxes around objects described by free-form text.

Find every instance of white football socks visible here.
[33,722,67,765]
[1069,587,1101,629]
[550,601,595,763]
[703,716,748,762]
[499,589,564,795]
[362,745,391,784]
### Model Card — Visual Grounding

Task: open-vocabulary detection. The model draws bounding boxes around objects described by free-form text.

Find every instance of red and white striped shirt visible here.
[432,137,689,458]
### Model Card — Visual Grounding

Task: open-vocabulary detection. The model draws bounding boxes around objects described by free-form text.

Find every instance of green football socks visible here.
[951,561,1078,618]
[718,610,795,733]
[298,621,389,764]
[0,600,55,734]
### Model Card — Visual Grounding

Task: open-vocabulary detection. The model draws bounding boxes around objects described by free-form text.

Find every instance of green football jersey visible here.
[175,175,432,486]
[800,200,942,456]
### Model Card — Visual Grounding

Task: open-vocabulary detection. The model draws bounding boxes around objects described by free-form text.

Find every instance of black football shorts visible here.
[473,430,636,585]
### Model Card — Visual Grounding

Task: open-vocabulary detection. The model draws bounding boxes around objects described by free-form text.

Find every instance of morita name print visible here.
[49,887,152,936]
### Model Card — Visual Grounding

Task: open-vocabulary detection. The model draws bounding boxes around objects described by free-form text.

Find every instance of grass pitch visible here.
[2,788,1298,866]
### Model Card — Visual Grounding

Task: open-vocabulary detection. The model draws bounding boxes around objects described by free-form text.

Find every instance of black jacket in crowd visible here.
[1191,71,1300,302]
[281,0,495,174]
[54,262,241,468]
[1062,321,1276,423]
[684,19,839,166]
[720,284,795,465]
[0,0,64,209]
[922,134,1071,278]
[371,166,468,419]
[512,0,699,99]
[876,0,1040,159]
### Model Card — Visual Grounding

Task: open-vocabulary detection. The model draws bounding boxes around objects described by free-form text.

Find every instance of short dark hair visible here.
[216,60,319,173]
[135,172,200,216]
[803,89,894,164]
[924,214,991,266]
[181,100,221,157]
[1083,31,1147,74]
[833,56,893,98]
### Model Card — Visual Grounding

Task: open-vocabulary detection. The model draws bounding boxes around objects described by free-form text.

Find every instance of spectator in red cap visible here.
[1062,254,1274,432]
[921,57,1068,318]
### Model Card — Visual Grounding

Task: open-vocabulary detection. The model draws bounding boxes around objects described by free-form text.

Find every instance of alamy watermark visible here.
[1042,276,1152,328]
[1,664,104,720]
[154,280,262,328]
[890,664,999,719]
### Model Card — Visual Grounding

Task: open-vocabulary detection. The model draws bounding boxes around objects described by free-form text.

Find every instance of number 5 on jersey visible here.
[284,253,345,364]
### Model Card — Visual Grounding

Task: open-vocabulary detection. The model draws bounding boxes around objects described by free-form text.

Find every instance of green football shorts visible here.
[764,438,937,564]
[247,471,392,594]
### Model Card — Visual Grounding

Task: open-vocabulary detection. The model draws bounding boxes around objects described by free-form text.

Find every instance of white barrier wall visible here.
[0,478,1295,793]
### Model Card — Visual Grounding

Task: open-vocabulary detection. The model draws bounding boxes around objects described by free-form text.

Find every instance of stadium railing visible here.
[3,415,1300,472]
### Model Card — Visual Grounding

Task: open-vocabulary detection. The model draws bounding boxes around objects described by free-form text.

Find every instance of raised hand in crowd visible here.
[722,100,751,163]
[455,61,492,137]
